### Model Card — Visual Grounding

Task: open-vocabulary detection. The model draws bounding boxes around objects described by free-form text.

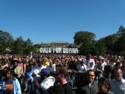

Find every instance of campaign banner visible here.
[40,47,78,54]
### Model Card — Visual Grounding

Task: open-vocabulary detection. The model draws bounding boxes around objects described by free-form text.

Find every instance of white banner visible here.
[40,47,78,54]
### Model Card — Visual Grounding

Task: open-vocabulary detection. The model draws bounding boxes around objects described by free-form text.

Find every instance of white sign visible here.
[40,47,78,54]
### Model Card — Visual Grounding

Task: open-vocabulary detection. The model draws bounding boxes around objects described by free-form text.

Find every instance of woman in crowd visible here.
[98,77,114,94]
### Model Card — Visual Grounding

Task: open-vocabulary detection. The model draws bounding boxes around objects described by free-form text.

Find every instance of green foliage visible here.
[117,25,125,36]
[0,30,35,55]
[94,40,107,55]
[0,30,14,54]
[74,31,95,46]
[13,36,25,55]
[74,26,125,55]
[96,26,125,55]
[74,31,96,55]
[114,34,125,55]
[23,38,34,54]
[99,34,118,54]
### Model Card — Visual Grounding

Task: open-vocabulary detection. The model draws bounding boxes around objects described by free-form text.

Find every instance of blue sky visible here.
[0,0,125,43]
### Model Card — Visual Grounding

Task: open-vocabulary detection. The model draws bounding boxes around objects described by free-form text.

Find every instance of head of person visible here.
[86,55,91,60]
[5,70,15,93]
[6,70,14,79]
[114,67,123,81]
[56,67,69,84]
[99,56,105,62]
[87,69,96,83]
[90,62,94,68]
[103,65,112,78]
[98,78,112,93]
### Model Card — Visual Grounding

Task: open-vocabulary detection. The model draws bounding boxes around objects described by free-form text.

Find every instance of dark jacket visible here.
[97,91,114,94]
[48,82,73,94]
[78,81,98,94]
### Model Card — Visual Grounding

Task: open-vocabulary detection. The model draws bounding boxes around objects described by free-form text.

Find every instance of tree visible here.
[94,40,107,55]
[99,34,118,54]
[0,42,4,54]
[0,30,35,55]
[115,35,125,55]
[114,26,125,55]
[13,36,25,55]
[33,44,41,54]
[0,30,14,54]
[117,25,125,36]
[74,31,96,55]
[109,26,125,55]
[23,38,34,54]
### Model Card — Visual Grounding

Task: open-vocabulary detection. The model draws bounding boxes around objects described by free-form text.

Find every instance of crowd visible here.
[0,54,125,94]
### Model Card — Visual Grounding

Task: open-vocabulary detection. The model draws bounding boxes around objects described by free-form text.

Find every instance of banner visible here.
[40,47,78,54]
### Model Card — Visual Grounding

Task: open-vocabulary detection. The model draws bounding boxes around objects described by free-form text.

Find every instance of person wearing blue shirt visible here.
[5,70,22,94]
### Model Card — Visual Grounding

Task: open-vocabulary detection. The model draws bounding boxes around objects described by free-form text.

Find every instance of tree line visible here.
[0,30,35,55]
[0,26,125,55]
[74,26,125,55]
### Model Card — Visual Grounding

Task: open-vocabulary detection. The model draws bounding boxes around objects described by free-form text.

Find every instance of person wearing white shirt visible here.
[85,55,95,71]
[100,57,107,71]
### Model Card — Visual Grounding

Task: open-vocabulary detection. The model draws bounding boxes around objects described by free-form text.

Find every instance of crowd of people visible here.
[0,54,125,94]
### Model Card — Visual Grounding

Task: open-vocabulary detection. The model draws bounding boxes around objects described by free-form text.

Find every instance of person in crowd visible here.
[0,70,6,94]
[95,58,103,79]
[85,55,96,71]
[77,69,98,94]
[24,64,33,92]
[54,67,73,94]
[14,60,23,79]
[98,56,107,71]
[111,67,125,94]
[98,77,114,94]
[103,65,113,80]
[5,69,22,94]
[76,58,87,73]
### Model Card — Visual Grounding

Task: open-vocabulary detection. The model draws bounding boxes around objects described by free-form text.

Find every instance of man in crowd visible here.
[54,67,73,94]
[111,67,125,94]
[77,69,98,94]
[85,55,96,71]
